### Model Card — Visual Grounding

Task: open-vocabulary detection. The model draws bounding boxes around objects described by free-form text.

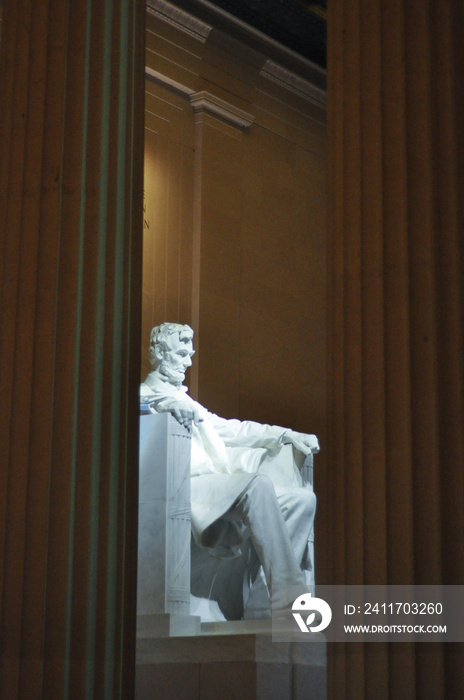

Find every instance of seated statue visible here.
[140,322,319,620]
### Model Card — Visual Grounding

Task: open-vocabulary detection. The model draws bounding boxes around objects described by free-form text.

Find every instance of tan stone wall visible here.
[143,4,328,576]
[143,83,195,356]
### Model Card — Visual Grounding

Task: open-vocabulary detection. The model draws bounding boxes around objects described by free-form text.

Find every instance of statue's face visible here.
[159,334,194,386]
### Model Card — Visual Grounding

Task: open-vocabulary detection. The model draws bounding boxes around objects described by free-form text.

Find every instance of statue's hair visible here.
[149,322,194,368]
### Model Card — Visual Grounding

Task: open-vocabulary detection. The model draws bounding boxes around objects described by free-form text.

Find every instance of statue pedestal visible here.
[136,623,327,700]
[137,612,201,638]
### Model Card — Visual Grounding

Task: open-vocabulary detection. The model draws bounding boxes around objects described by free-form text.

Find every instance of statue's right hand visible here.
[170,402,203,430]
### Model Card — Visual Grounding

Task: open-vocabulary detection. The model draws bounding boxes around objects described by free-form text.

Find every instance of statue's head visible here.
[149,322,194,386]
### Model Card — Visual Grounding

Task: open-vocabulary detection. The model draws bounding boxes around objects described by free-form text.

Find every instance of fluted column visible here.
[0,1,145,698]
[328,1,464,698]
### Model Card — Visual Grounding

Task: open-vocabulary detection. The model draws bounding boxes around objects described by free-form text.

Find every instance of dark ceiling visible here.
[205,0,327,68]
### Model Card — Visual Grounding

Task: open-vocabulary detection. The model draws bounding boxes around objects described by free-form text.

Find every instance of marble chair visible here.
[137,411,315,634]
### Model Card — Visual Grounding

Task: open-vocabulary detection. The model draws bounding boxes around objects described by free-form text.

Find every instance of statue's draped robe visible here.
[140,373,305,557]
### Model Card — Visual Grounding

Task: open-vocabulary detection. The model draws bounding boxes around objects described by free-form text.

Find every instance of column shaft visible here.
[0,0,145,697]
[328,0,464,697]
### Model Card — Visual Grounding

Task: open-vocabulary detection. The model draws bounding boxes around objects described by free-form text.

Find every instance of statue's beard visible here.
[159,359,185,385]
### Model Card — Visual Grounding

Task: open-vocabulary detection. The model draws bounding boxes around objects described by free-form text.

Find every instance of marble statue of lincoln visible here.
[140,322,319,618]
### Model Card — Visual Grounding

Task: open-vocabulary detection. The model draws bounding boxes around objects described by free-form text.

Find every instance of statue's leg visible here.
[276,486,316,569]
[242,568,269,619]
[243,484,316,618]
[228,473,307,616]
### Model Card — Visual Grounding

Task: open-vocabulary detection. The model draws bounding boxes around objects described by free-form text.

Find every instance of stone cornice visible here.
[145,0,327,112]
[191,0,326,83]
[189,91,254,130]
[145,67,195,97]
[260,59,326,108]
[145,70,255,130]
[147,0,212,42]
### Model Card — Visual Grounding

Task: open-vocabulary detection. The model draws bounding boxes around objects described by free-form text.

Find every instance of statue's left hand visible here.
[283,431,320,455]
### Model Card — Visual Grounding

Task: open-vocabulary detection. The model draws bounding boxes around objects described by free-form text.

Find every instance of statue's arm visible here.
[207,413,287,449]
[140,384,204,429]
[208,413,320,455]
[206,413,281,447]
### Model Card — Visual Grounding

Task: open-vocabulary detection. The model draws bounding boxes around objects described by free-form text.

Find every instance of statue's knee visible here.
[248,473,276,502]
[300,488,317,516]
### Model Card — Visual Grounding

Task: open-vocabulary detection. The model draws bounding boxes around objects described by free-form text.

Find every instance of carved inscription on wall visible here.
[143,189,150,231]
